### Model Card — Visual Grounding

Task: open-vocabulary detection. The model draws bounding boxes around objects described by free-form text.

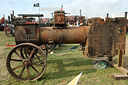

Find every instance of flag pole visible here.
[33,3,41,23]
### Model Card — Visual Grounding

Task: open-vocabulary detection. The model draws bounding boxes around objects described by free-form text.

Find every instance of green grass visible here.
[0,31,128,85]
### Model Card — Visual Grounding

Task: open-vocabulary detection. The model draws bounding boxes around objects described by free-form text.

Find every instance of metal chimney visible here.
[80,9,81,16]
[8,16,11,24]
[11,14,13,24]
[107,13,109,18]
[12,10,14,16]
[125,12,127,19]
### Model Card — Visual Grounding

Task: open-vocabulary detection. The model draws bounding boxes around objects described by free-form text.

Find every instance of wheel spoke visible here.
[25,53,28,59]
[27,67,31,80]
[11,59,22,62]
[31,57,44,64]
[20,47,25,59]
[31,65,39,73]
[28,48,36,60]
[14,51,23,60]
[19,67,25,77]
[32,63,44,66]
[12,65,23,70]
[23,47,28,58]
[40,52,46,58]
[35,54,41,62]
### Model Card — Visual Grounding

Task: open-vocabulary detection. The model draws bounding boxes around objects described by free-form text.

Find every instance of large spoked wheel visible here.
[5,27,14,37]
[6,43,47,81]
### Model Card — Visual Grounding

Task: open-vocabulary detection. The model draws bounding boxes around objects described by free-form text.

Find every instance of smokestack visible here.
[107,13,109,18]
[8,16,11,24]
[12,10,14,16]
[11,14,13,24]
[51,12,54,17]
[125,12,127,19]
[80,9,81,16]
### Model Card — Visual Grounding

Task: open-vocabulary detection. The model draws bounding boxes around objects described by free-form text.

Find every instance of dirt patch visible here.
[57,81,67,85]
[0,46,5,54]
[0,46,9,81]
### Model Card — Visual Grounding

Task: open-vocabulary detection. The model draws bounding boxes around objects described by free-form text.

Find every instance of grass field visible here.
[0,31,128,85]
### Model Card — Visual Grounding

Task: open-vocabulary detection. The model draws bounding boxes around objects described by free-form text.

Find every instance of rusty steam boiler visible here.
[6,10,127,81]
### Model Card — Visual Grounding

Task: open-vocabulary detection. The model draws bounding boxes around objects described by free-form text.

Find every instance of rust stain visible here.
[98,18,108,24]
[24,28,32,35]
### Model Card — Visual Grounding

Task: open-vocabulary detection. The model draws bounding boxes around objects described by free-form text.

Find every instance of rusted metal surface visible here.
[84,18,126,58]
[14,24,90,45]
[65,16,78,25]
[14,24,39,45]
[14,17,126,58]
[54,10,66,27]
[8,16,127,81]
[40,26,90,44]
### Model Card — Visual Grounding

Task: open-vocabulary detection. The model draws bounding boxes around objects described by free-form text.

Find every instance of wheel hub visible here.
[22,59,31,67]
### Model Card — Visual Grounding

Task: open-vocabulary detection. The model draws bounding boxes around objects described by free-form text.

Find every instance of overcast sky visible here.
[0,0,128,19]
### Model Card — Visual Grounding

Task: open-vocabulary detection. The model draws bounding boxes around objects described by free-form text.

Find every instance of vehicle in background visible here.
[0,17,5,31]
